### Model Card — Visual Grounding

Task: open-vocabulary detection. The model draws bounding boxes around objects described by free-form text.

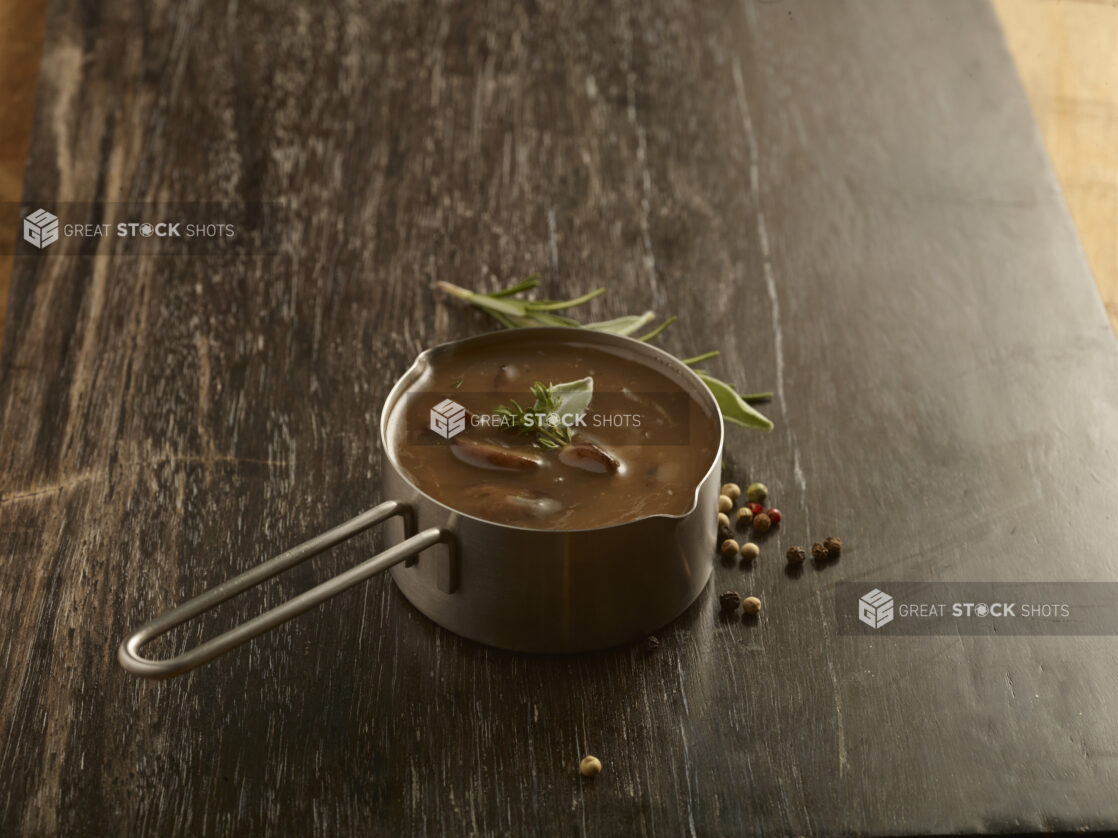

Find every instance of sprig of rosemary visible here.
[437,276,773,431]
[494,377,594,449]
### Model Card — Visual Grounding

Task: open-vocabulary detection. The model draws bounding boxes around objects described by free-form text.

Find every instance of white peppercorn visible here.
[580,755,602,777]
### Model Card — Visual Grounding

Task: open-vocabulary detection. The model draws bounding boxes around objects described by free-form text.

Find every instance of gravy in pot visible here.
[387,337,720,530]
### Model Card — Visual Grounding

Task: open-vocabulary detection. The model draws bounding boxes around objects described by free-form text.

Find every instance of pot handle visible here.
[118,500,446,679]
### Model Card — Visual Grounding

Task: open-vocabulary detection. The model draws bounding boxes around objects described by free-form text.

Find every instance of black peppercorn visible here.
[811,542,827,561]
[717,523,734,545]
[719,590,742,612]
[824,536,843,558]
[645,635,660,651]
[786,545,806,564]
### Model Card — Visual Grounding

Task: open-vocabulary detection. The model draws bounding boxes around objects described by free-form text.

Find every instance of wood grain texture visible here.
[3,1,1118,835]
[993,0,1118,336]
[0,0,48,355]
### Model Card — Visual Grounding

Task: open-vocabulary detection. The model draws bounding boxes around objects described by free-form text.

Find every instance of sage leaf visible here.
[583,311,657,336]
[548,376,594,422]
[695,371,773,431]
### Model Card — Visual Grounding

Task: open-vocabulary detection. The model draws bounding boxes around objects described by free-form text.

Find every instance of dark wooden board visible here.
[3,0,1118,834]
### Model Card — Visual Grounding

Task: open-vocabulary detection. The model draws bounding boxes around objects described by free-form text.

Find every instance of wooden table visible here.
[3,1,1118,835]
[993,0,1118,336]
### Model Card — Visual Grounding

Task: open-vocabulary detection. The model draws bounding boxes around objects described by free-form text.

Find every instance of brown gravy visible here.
[387,337,720,529]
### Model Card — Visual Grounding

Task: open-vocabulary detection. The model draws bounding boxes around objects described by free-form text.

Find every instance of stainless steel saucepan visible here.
[118,328,724,678]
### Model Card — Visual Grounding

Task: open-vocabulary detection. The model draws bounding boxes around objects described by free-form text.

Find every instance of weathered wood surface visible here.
[3,0,1118,835]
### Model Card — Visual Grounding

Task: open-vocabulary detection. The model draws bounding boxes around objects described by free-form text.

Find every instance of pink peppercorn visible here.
[745,502,765,516]
[767,508,782,525]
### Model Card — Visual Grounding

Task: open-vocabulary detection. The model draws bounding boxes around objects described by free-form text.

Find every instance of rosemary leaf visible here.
[488,275,541,297]
[681,350,720,366]
[638,316,677,342]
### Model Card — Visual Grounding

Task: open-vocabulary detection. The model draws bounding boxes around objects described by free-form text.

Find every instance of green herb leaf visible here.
[637,316,677,342]
[695,371,773,431]
[549,376,594,421]
[582,311,657,336]
[487,275,541,297]
[680,350,720,366]
[523,288,606,311]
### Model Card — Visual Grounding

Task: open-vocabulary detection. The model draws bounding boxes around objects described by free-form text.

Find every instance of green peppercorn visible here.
[745,482,768,503]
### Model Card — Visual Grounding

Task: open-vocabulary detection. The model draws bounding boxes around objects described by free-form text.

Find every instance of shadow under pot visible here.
[119,327,724,677]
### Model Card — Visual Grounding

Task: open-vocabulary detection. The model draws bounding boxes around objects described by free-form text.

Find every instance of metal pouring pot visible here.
[118,328,724,678]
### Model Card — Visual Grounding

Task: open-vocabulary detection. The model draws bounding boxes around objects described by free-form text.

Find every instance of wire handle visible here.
[118,501,447,679]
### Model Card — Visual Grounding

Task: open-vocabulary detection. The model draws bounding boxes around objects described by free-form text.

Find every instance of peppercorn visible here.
[742,596,762,615]
[786,545,806,564]
[645,635,661,652]
[719,590,742,612]
[736,506,753,527]
[752,512,772,534]
[766,508,782,525]
[746,482,768,503]
[718,494,733,513]
[745,502,765,517]
[824,536,843,558]
[717,523,734,545]
[720,538,740,558]
[811,542,827,561]
[720,482,741,501]
[718,512,730,527]
[580,755,602,777]
[740,542,760,560]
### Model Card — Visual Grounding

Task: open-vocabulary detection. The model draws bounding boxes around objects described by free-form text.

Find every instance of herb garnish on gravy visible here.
[493,377,594,449]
